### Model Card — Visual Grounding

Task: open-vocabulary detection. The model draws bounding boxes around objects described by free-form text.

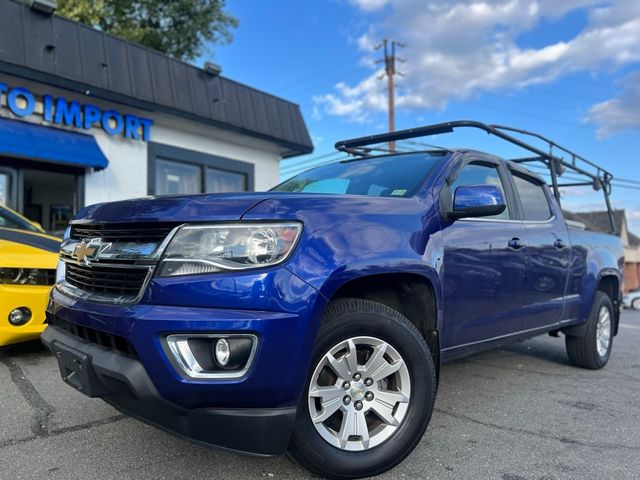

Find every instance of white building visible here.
[0,0,312,232]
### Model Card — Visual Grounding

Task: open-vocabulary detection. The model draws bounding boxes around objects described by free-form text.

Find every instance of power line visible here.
[281,153,347,176]
[281,151,342,169]
[273,59,356,94]
[281,156,346,178]
[613,177,640,186]
[280,66,366,98]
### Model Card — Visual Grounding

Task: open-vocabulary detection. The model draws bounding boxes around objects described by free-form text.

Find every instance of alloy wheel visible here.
[307,336,411,451]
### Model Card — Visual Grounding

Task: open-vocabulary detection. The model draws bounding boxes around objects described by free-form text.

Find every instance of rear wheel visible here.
[632,298,640,311]
[566,291,613,369]
[288,298,436,479]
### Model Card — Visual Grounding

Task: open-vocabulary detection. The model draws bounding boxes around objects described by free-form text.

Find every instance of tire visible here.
[288,298,437,479]
[565,291,614,370]
[632,298,640,311]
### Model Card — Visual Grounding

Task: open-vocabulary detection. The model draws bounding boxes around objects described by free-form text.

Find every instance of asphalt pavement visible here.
[1,311,639,480]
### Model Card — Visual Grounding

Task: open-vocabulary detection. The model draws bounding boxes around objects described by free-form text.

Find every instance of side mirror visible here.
[449,184,506,220]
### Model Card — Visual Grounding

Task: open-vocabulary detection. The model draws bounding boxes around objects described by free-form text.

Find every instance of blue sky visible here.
[208,0,640,233]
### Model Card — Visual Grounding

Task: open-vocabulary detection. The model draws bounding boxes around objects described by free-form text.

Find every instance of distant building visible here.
[0,0,313,232]
[564,209,640,292]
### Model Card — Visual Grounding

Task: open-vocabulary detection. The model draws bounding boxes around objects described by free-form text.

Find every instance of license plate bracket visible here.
[51,341,110,397]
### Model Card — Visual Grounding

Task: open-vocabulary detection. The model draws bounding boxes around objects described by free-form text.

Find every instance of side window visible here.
[450,162,510,219]
[512,174,552,221]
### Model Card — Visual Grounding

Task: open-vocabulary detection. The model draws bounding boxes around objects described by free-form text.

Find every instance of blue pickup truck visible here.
[42,122,623,479]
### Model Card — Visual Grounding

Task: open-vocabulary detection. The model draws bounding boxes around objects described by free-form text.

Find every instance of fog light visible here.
[9,307,31,326]
[166,334,257,379]
[214,338,230,367]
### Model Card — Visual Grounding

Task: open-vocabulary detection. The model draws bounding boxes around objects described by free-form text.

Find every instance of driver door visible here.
[441,159,528,351]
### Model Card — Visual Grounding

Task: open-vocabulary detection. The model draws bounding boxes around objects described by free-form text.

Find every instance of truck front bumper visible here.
[42,325,297,456]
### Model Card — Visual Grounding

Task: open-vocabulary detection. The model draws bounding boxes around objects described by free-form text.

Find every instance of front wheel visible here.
[566,291,614,369]
[632,298,640,311]
[288,298,437,479]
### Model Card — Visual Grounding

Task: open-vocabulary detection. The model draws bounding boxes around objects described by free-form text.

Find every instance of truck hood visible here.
[74,191,430,224]
[74,193,274,223]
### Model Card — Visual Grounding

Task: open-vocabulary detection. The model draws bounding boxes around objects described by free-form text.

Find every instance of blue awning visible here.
[0,117,108,170]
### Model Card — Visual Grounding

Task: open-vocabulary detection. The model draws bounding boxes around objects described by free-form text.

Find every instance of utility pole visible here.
[377,39,405,151]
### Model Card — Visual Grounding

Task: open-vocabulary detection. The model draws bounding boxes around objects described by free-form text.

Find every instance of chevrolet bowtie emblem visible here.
[72,239,111,263]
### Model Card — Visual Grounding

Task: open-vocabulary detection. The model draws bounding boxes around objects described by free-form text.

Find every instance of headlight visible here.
[55,260,66,284]
[158,222,302,277]
[0,267,55,285]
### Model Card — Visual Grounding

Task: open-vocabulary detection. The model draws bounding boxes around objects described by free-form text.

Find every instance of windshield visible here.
[273,152,448,197]
[0,205,41,232]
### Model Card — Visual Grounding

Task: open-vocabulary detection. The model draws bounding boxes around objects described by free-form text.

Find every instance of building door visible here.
[0,157,83,233]
[22,169,79,232]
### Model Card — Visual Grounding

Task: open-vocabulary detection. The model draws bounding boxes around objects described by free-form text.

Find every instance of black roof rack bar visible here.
[510,156,548,163]
[494,124,612,177]
[335,120,616,233]
[558,182,594,187]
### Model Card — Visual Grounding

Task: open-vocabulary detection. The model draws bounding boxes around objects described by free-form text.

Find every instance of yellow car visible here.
[0,205,60,347]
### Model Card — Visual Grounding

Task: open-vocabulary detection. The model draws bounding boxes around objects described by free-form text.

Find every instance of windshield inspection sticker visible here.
[391,189,407,196]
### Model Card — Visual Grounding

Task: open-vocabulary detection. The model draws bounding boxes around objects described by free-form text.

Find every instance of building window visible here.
[206,167,246,193]
[156,159,202,195]
[0,172,8,204]
[148,143,255,196]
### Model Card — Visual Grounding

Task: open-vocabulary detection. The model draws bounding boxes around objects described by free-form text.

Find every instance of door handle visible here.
[508,237,525,250]
[554,239,567,249]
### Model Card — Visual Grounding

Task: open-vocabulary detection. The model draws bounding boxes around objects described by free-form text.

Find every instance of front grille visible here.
[71,222,179,242]
[47,313,138,357]
[65,263,149,297]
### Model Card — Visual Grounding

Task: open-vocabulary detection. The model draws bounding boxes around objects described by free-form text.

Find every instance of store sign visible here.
[0,83,153,142]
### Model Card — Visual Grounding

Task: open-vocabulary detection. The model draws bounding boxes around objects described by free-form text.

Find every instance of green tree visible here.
[56,0,237,61]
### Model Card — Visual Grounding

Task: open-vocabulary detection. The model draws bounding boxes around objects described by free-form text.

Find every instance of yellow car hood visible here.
[0,227,60,269]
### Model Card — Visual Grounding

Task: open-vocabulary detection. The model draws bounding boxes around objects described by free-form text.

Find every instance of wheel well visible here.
[598,275,620,335]
[332,273,438,340]
[597,275,619,301]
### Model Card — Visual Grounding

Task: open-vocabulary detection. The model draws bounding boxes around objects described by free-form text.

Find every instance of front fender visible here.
[242,192,444,352]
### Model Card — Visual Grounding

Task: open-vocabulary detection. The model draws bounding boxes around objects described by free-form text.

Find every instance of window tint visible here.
[273,152,446,197]
[301,178,349,194]
[450,162,510,219]
[513,174,552,221]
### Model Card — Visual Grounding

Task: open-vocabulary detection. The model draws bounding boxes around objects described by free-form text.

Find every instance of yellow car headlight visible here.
[0,267,56,285]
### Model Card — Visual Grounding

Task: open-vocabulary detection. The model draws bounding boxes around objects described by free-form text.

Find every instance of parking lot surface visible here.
[1,311,639,480]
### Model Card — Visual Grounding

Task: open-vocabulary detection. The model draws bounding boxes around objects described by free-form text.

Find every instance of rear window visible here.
[512,174,552,221]
[273,152,448,198]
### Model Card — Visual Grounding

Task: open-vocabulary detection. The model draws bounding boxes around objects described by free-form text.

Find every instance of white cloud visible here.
[586,72,640,137]
[315,0,640,124]
[349,0,391,11]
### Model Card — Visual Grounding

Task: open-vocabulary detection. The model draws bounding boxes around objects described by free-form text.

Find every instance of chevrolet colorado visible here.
[42,121,623,479]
